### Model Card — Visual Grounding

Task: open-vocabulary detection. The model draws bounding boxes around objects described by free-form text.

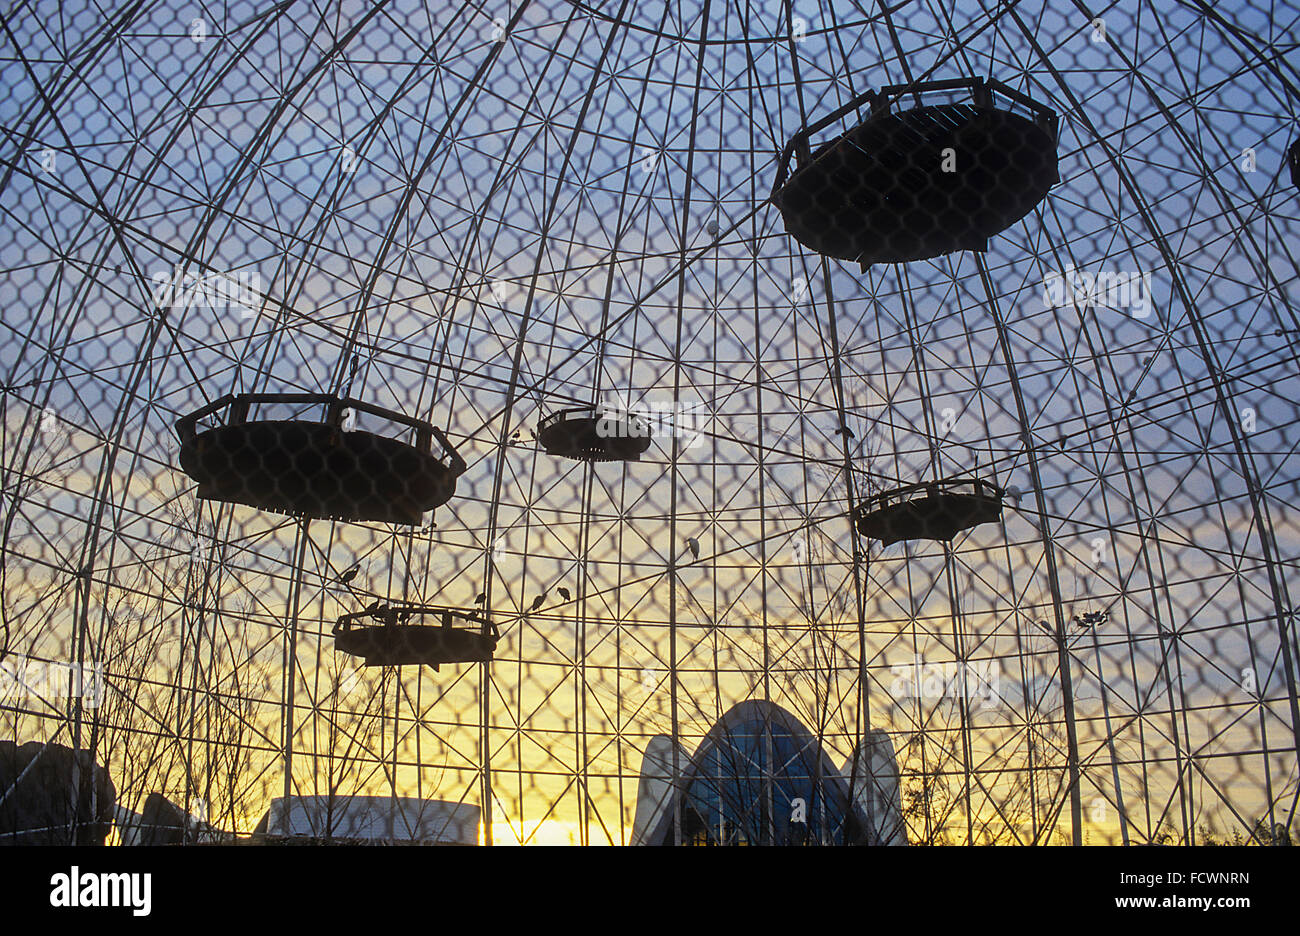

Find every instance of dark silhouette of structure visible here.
[115,792,221,845]
[854,478,1004,545]
[176,393,466,525]
[633,700,905,846]
[772,77,1058,267]
[333,604,497,670]
[0,739,115,845]
[537,406,652,462]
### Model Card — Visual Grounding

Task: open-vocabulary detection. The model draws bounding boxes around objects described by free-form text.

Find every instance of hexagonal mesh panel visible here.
[1,0,1297,846]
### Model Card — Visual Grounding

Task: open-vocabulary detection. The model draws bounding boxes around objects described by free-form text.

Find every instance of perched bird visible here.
[1037,620,1053,633]
[1074,610,1108,630]
[366,599,381,613]
[530,593,546,612]
[474,592,487,605]
[557,586,571,601]
[348,354,359,376]
[338,566,359,584]
[687,537,700,560]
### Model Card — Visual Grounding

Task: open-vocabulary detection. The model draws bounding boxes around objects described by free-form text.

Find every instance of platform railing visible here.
[771,76,1058,196]
[173,392,466,475]
[857,477,1004,512]
[335,603,496,638]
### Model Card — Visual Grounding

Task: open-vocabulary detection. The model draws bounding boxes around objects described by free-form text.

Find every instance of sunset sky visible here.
[1,0,1297,845]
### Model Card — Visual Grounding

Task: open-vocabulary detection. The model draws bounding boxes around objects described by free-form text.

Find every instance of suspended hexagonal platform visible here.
[854,477,1004,546]
[537,405,653,462]
[771,77,1058,267]
[175,393,467,525]
[333,604,498,670]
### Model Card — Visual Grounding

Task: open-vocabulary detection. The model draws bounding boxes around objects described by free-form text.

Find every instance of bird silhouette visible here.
[1037,620,1052,633]
[557,586,571,601]
[338,566,359,584]
[687,537,700,560]
[1076,610,1108,629]
[474,592,487,605]
[366,600,381,613]
[530,594,546,612]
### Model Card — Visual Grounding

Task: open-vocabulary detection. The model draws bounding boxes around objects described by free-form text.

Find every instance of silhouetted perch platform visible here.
[537,405,652,462]
[333,604,498,669]
[175,393,467,525]
[854,477,1004,545]
[771,77,1058,267]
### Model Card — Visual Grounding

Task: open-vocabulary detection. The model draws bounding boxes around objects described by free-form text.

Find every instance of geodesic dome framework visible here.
[1,0,1298,845]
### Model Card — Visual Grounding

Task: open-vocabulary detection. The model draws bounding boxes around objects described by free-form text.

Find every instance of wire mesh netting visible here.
[1,0,1298,846]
